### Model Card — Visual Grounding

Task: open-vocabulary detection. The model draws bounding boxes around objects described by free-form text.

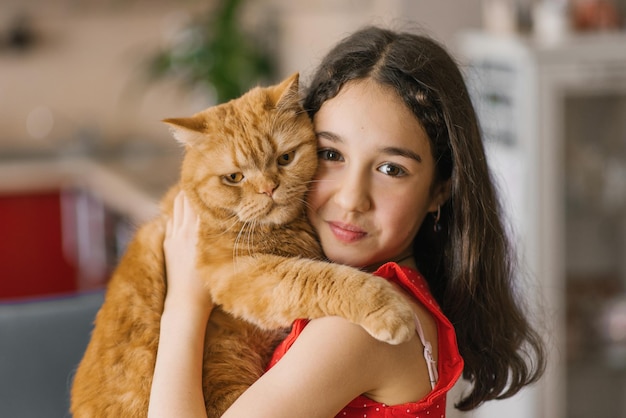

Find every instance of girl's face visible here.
[307,79,448,270]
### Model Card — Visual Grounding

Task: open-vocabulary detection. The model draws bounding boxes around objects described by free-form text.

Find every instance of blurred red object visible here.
[573,0,622,31]
[0,191,78,299]
[0,188,120,300]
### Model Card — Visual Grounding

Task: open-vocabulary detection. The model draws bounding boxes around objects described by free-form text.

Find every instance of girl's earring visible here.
[433,206,442,233]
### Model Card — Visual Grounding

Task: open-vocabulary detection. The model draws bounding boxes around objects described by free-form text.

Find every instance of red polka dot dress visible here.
[267,262,464,418]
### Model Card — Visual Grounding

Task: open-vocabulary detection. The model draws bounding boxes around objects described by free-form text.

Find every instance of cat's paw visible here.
[359,288,415,345]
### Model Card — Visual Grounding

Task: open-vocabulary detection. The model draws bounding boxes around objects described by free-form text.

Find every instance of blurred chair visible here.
[0,291,104,418]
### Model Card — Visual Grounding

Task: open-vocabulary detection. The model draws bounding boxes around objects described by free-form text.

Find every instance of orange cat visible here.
[70,73,414,418]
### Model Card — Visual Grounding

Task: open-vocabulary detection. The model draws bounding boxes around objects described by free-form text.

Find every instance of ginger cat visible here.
[70,73,414,418]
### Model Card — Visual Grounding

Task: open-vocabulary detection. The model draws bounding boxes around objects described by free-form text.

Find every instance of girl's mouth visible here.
[328,221,368,243]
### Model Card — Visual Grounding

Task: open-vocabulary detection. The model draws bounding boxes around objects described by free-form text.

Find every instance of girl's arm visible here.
[222,316,379,417]
[221,313,427,418]
[148,192,213,418]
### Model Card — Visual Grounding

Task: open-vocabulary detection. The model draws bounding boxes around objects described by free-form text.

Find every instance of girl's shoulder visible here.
[343,263,464,415]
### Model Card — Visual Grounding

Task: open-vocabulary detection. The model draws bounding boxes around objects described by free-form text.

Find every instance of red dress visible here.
[266,262,464,418]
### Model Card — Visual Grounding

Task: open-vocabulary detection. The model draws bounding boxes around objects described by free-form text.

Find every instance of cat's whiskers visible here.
[246,219,257,256]
[203,215,241,239]
[305,178,333,185]
[233,221,248,261]
[295,196,314,213]
[234,219,253,257]
[232,219,258,273]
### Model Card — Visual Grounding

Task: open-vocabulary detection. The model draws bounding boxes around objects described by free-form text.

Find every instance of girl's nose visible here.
[333,169,371,213]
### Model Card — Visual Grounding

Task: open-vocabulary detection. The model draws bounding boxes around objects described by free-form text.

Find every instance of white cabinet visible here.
[458,31,626,418]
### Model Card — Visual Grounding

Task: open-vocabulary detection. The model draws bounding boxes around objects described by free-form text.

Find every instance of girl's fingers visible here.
[182,194,200,229]
[165,215,173,238]
[166,191,199,245]
[173,191,185,229]
[165,192,185,243]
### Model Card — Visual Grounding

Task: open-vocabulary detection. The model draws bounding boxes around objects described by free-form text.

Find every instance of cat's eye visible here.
[317,148,343,162]
[277,151,296,166]
[378,163,407,177]
[224,172,244,183]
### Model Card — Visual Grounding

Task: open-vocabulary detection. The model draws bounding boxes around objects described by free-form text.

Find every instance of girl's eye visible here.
[378,163,406,177]
[224,172,244,183]
[277,151,296,166]
[317,148,343,162]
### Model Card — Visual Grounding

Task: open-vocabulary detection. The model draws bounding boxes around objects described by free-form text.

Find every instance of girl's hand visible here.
[163,191,212,312]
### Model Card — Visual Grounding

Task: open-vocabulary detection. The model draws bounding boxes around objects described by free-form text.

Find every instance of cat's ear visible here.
[272,72,301,111]
[162,116,206,145]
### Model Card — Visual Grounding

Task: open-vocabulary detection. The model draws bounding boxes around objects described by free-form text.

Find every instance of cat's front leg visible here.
[205,255,415,345]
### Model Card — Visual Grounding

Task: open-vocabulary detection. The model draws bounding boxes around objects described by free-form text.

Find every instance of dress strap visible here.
[413,313,438,389]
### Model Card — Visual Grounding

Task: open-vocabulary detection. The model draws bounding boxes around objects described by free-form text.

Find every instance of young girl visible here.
[148,26,545,417]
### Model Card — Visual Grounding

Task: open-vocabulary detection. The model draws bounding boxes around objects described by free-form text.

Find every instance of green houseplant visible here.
[148,0,276,104]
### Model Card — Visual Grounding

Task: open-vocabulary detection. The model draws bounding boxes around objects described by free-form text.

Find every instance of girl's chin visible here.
[324,252,372,269]
[320,235,381,268]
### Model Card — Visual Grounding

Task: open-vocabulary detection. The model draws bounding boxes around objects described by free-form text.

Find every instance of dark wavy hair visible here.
[303,25,545,410]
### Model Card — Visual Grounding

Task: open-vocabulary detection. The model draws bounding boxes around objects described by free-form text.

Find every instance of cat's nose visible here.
[259,182,279,197]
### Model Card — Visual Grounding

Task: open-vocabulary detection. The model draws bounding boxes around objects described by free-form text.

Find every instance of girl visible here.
[148,25,545,417]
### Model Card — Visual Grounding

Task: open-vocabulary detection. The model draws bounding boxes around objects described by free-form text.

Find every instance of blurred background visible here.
[0,0,625,417]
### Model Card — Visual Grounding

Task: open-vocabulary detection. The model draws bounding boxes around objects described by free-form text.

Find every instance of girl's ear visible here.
[429,179,451,212]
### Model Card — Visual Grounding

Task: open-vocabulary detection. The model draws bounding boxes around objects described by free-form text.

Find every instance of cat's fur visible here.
[70,73,414,418]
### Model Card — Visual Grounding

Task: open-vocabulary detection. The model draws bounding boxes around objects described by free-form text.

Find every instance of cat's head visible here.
[164,73,317,228]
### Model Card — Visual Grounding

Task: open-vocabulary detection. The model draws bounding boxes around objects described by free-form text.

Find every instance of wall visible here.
[0,0,210,154]
[274,0,483,82]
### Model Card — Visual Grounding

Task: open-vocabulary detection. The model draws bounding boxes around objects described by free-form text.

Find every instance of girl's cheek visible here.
[308,168,331,203]
[306,186,323,214]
